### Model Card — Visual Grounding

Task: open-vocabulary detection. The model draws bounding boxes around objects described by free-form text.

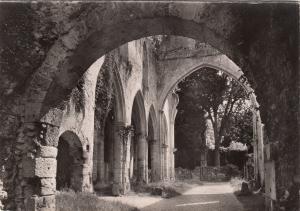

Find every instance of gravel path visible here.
[141,182,244,211]
[101,182,247,211]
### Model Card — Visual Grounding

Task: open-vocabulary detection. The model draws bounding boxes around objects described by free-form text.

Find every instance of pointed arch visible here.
[131,90,147,135]
[112,66,126,123]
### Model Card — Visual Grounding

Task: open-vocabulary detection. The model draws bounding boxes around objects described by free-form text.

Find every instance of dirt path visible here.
[100,182,260,211]
[141,182,244,211]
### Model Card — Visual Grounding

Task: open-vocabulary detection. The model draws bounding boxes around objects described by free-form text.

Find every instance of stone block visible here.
[26,195,55,211]
[37,146,57,158]
[35,158,57,178]
[23,157,57,178]
[40,178,56,196]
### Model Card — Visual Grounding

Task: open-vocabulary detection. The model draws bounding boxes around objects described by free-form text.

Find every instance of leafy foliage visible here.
[71,76,85,113]
[176,68,251,167]
[94,55,115,129]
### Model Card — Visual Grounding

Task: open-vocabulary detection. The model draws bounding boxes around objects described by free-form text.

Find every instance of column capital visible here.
[136,132,147,140]
[162,143,168,148]
[147,138,156,143]
[114,121,126,128]
[117,124,134,139]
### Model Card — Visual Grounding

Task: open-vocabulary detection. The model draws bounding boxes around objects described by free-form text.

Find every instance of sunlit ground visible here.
[182,182,234,195]
[100,195,163,209]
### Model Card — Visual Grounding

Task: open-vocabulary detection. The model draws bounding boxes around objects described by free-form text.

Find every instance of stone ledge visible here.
[23,158,57,178]
[37,146,57,158]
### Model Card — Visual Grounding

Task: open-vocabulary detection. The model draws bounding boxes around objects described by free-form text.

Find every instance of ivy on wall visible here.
[94,54,116,130]
[71,76,86,113]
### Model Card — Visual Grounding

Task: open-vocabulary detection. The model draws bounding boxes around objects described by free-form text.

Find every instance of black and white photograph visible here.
[0,0,299,210]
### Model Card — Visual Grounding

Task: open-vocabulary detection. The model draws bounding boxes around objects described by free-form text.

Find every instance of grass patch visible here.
[56,190,138,211]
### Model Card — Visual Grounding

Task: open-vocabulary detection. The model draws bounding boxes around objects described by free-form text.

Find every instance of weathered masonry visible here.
[0,2,299,210]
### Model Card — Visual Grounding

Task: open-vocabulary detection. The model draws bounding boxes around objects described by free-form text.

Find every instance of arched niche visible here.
[56,130,83,192]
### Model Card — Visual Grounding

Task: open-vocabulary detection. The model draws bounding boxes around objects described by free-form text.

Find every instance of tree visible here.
[177,68,250,167]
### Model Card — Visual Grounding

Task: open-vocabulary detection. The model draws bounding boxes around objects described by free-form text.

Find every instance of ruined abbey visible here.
[0,1,299,210]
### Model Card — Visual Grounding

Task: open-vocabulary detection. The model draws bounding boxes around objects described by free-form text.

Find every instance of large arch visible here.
[93,55,126,190]
[24,6,299,192]
[157,53,255,111]
[32,6,240,119]
[4,3,297,210]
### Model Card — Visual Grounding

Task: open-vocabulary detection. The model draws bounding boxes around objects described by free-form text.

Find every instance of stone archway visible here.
[22,2,298,192]
[56,131,83,192]
[129,91,147,184]
[92,55,126,193]
[157,50,254,111]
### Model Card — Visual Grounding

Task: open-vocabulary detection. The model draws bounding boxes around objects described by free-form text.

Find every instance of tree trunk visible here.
[212,120,221,167]
[214,137,221,167]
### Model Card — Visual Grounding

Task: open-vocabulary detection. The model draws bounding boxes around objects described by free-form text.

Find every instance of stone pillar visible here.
[162,143,169,180]
[122,126,133,194]
[150,139,160,182]
[15,121,60,211]
[112,121,124,196]
[145,139,149,184]
[95,131,105,189]
[169,119,175,181]
[158,110,164,181]
[137,133,147,183]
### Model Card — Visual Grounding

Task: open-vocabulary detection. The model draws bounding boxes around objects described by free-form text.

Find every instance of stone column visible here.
[15,121,60,211]
[169,119,175,181]
[112,121,124,196]
[150,139,159,182]
[137,133,147,183]
[158,110,164,181]
[145,139,149,184]
[95,131,105,189]
[122,126,133,194]
[162,143,169,180]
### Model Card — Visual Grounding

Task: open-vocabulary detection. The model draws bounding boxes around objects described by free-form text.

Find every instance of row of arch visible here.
[55,49,261,194]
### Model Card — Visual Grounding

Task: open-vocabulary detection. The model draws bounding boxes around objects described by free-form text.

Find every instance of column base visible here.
[26,195,55,211]
[112,183,123,196]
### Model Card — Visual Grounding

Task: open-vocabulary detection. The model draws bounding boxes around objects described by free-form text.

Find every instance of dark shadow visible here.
[234,192,265,211]
[140,186,265,211]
